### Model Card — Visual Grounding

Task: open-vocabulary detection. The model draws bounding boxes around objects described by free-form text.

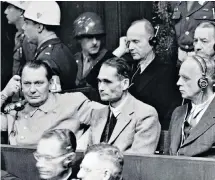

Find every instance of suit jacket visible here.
[129,57,182,130]
[167,97,215,157]
[88,93,161,154]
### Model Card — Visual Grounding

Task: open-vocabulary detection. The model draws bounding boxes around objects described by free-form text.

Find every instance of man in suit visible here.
[77,143,124,180]
[34,129,77,180]
[114,19,181,130]
[88,57,161,154]
[167,55,215,157]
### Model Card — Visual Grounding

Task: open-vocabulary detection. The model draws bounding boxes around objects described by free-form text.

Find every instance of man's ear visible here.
[63,152,76,168]
[103,169,111,180]
[122,78,130,90]
[37,23,44,33]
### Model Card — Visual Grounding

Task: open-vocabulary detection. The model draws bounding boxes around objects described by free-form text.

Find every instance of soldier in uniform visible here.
[172,1,215,65]
[22,1,77,91]
[73,12,114,96]
[4,1,36,75]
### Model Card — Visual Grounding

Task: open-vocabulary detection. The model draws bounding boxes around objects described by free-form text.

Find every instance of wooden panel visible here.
[2,145,215,180]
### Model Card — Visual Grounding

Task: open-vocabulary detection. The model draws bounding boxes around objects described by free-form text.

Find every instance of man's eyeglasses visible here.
[33,152,66,162]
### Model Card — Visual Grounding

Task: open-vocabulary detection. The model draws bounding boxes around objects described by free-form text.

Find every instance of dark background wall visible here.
[59,1,153,53]
[1,1,153,89]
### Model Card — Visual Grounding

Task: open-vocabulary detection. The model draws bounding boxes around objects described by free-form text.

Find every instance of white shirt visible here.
[138,56,154,74]
[110,94,129,118]
[181,93,215,144]
[188,93,215,126]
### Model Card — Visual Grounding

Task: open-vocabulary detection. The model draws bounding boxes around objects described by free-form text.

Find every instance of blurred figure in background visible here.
[4,1,36,75]
[171,1,215,65]
[34,129,77,180]
[78,143,124,180]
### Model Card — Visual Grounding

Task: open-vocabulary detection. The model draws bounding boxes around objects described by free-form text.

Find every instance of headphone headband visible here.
[192,55,207,76]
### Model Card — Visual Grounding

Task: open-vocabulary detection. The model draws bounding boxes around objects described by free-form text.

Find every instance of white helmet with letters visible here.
[24,1,61,26]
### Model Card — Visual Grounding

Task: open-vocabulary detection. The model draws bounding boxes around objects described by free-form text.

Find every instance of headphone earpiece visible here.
[192,55,208,90]
[148,25,159,47]
[198,77,208,89]
[63,158,71,169]
[149,36,157,47]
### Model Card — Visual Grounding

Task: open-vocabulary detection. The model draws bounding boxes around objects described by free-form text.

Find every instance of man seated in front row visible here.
[87,57,161,154]
[0,60,103,146]
[167,55,215,157]
[78,143,124,180]
[34,129,76,180]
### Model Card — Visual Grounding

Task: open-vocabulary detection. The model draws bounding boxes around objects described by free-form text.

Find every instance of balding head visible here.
[126,19,154,60]
[127,19,154,38]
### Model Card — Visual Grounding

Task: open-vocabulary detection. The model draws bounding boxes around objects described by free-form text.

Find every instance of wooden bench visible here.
[1,145,215,180]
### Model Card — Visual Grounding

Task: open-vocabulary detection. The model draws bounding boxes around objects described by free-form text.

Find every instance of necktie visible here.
[183,106,204,140]
[100,110,117,143]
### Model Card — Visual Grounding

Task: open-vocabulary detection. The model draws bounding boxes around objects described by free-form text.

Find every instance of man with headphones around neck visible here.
[34,129,77,180]
[113,19,181,130]
[167,55,215,157]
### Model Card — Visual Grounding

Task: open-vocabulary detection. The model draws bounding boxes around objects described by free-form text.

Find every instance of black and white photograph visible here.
[1,1,215,180]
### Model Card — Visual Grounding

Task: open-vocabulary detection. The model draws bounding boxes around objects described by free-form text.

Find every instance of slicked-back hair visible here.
[41,129,77,153]
[130,18,155,37]
[186,55,215,85]
[21,60,53,81]
[85,143,124,180]
[196,21,215,38]
[102,57,131,81]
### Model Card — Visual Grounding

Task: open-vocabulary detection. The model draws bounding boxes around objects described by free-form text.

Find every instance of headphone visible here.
[192,55,208,90]
[148,25,159,47]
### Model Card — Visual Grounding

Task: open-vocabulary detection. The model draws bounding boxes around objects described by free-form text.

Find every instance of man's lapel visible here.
[170,104,188,153]
[134,58,160,92]
[181,97,215,147]
[108,94,133,144]
[94,107,109,144]
[187,1,207,16]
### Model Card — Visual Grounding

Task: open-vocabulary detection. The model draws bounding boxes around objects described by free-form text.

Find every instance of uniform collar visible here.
[198,1,206,6]
[37,38,61,50]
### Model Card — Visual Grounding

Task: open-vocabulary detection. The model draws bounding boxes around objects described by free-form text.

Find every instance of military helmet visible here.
[5,1,30,10]
[24,1,61,26]
[74,12,105,37]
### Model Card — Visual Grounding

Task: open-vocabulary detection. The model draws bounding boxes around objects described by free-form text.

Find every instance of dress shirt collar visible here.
[190,93,215,118]
[138,51,155,73]
[110,93,129,117]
